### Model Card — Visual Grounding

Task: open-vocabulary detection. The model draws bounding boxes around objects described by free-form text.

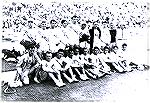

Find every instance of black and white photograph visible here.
[1,0,150,102]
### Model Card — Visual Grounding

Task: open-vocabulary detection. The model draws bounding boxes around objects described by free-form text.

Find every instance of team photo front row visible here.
[3,42,146,90]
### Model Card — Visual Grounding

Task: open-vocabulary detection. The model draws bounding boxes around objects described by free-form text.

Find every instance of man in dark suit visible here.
[89,21,101,54]
[109,23,117,43]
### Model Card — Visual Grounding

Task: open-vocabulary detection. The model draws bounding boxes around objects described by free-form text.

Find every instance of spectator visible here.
[28,20,33,29]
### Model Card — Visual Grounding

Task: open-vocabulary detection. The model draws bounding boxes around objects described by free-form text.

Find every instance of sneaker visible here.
[84,75,89,80]
[73,78,79,82]
[92,75,98,79]
[72,74,79,82]
[68,79,74,83]
[34,77,40,83]
[97,72,105,77]
[126,68,133,72]
[106,71,112,75]
[10,81,23,87]
[137,65,145,71]
[80,75,89,81]
[80,75,86,80]
[56,82,66,87]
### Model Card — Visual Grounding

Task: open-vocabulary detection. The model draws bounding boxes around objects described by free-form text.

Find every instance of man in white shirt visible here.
[48,20,66,52]
[71,47,89,80]
[91,47,112,76]
[80,48,97,79]
[100,46,123,73]
[67,16,81,46]
[60,20,71,46]
[53,49,79,84]
[118,43,133,72]
[109,46,127,73]
[64,49,80,82]
[86,47,104,78]
[40,51,66,87]
[10,47,41,87]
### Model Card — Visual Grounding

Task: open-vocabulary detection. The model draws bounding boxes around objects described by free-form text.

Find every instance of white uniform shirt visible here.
[109,51,121,62]
[118,49,130,61]
[60,27,70,45]
[72,55,81,67]
[41,59,57,73]
[90,54,101,67]
[48,28,66,52]
[80,54,91,65]
[16,52,40,74]
[68,24,80,45]
[51,57,70,71]
[100,53,112,63]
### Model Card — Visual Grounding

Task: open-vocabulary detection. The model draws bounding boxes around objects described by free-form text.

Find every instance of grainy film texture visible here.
[1,0,150,102]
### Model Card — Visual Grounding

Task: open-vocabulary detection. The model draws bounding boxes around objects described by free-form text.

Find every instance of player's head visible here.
[74,47,80,55]
[122,43,127,51]
[61,20,68,28]
[83,47,88,55]
[93,47,100,55]
[56,49,64,59]
[103,46,110,54]
[28,47,35,56]
[50,19,57,29]
[71,15,79,24]
[81,23,86,30]
[112,45,119,53]
[45,51,52,62]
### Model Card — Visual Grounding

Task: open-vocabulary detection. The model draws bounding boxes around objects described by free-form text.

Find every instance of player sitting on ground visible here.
[118,43,145,71]
[85,47,105,78]
[71,46,89,81]
[80,48,97,79]
[91,47,112,75]
[100,46,124,73]
[64,49,81,82]
[12,47,41,87]
[53,49,78,84]
[118,43,133,72]
[40,51,66,87]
